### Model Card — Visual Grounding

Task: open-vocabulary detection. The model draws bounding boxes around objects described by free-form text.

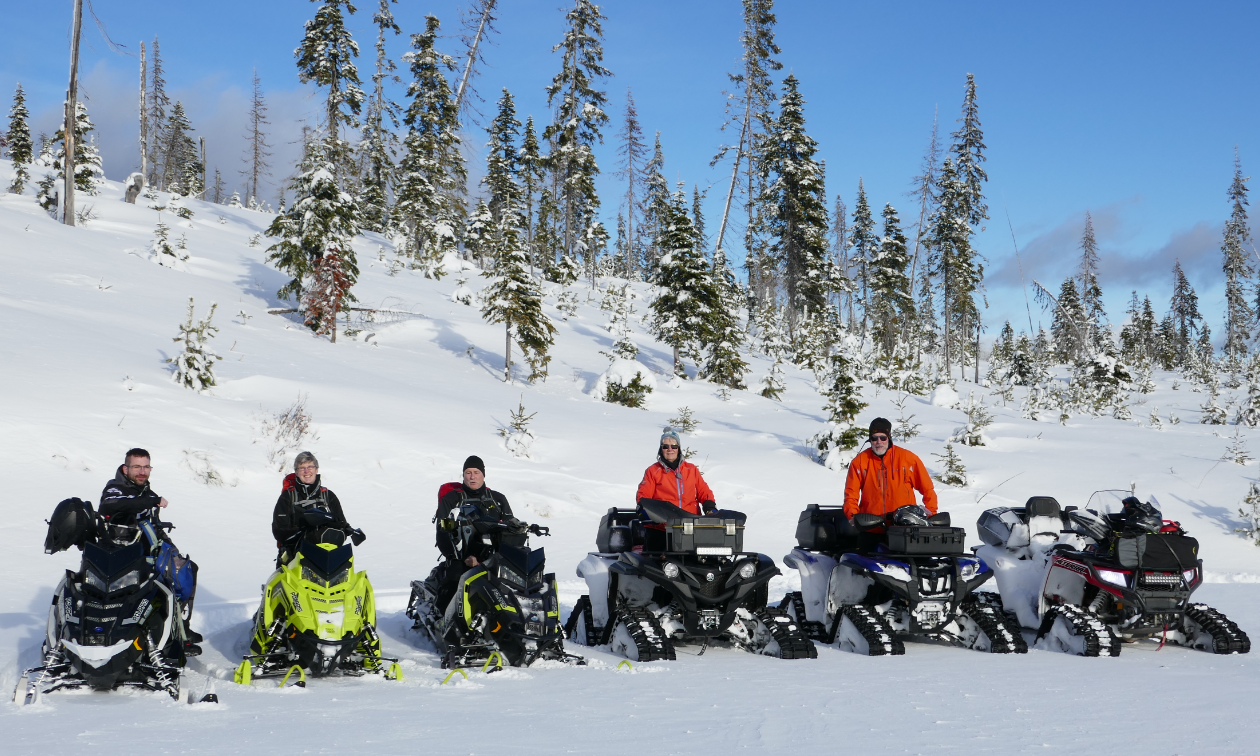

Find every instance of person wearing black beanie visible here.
[842,417,938,521]
[426,455,517,610]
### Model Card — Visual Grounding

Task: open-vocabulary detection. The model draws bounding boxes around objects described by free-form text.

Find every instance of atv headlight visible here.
[662,562,680,580]
[958,559,980,582]
[84,568,107,593]
[301,565,323,587]
[327,567,350,588]
[738,562,756,580]
[1096,568,1129,588]
[1182,568,1198,586]
[108,570,142,593]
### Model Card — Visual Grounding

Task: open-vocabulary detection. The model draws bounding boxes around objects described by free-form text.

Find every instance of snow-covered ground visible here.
[3,166,1260,754]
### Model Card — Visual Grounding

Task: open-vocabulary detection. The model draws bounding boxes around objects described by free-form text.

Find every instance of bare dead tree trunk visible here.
[63,0,84,226]
[139,42,147,182]
[504,323,512,383]
[199,137,206,199]
[713,111,748,269]
[454,0,497,116]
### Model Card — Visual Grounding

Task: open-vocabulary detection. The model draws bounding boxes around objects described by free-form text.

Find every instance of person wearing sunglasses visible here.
[842,418,937,522]
[100,447,202,655]
[635,429,717,536]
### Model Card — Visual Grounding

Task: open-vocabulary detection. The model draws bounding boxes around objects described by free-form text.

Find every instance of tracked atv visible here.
[407,495,581,670]
[780,504,1026,656]
[566,501,816,661]
[16,498,201,704]
[976,494,1250,657]
[235,518,401,686]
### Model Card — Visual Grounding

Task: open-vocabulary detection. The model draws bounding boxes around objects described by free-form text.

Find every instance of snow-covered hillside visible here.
[3,167,1260,754]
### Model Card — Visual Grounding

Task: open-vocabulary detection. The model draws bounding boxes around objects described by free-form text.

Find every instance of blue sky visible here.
[5,1,1258,338]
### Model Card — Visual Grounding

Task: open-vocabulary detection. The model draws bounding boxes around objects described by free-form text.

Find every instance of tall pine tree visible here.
[162,102,201,195]
[394,16,465,277]
[849,179,877,338]
[869,203,913,355]
[296,0,366,149]
[615,88,648,277]
[762,74,829,331]
[543,0,612,269]
[1170,260,1202,366]
[650,188,719,376]
[358,0,402,232]
[1077,211,1107,351]
[241,70,273,206]
[6,84,32,194]
[1222,152,1253,361]
[146,38,170,189]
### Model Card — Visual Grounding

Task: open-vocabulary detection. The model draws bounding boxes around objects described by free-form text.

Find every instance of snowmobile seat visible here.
[45,497,97,554]
[1024,497,1065,543]
[596,507,641,553]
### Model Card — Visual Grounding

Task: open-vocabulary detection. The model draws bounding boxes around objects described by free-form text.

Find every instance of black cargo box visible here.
[667,516,744,554]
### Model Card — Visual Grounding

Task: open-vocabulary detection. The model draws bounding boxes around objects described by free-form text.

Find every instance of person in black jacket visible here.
[272,451,363,565]
[427,455,519,610]
[99,447,202,654]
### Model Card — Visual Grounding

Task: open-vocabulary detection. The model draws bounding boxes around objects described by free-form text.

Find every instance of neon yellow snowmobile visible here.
[234,532,401,685]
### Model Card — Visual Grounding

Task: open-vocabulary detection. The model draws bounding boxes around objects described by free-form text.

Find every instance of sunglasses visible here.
[870,434,890,442]
[661,444,680,450]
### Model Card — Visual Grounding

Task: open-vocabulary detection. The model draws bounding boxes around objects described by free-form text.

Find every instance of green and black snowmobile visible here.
[235,514,401,686]
[407,484,581,669]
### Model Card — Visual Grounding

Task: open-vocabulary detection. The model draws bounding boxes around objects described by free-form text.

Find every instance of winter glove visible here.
[701,501,718,515]
[504,517,530,534]
[350,528,367,546]
[528,523,550,537]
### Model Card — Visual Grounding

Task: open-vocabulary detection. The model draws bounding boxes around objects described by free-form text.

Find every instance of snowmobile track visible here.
[1036,604,1121,657]
[1185,603,1251,654]
[840,605,905,656]
[564,595,599,647]
[755,606,818,659]
[614,605,676,662]
[780,591,833,643]
[961,593,1028,654]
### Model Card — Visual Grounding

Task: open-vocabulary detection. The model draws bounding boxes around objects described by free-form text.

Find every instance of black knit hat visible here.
[463,455,485,475]
[868,417,892,438]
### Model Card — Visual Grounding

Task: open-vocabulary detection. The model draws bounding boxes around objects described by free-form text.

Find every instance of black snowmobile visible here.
[780,503,1026,656]
[15,498,207,704]
[977,495,1251,656]
[407,500,581,669]
[566,501,816,661]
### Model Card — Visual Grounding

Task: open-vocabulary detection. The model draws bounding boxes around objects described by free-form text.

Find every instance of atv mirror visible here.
[852,513,883,530]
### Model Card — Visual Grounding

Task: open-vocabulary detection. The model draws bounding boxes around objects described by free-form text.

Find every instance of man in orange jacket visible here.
[636,430,716,515]
[843,418,937,520]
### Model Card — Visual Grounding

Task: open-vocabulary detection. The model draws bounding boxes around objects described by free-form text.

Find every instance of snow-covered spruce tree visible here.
[848,179,877,338]
[1236,482,1260,545]
[51,100,104,196]
[394,16,465,278]
[1170,260,1202,367]
[463,199,494,267]
[700,248,750,389]
[150,215,186,266]
[638,133,670,272]
[264,137,362,306]
[1237,353,1260,427]
[481,205,556,383]
[762,74,830,333]
[484,88,522,254]
[809,351,868,470]
[597,281,654,408]
[649,188,719,377]
[1222,153,1253,364]
[928,158,980,375]
[869,203,914,355]
[358,0,402,233]
[518,116,545,275]
[145,37,170,189]
[1077,212,1108,352]
[544,0,612,272]
[1224,426,1251,465]
[604,282,638,359]
[1200,373,1227,425]
[167,298,222,391]
[1049,276,1087,362]
[932,443,967,486]
[162,102,203,197]
[757,304,789,400]
[6,84,32,194]
[296,0,365,152]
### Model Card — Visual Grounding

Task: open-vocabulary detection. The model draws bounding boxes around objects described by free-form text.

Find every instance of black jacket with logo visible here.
[272,473,349,545]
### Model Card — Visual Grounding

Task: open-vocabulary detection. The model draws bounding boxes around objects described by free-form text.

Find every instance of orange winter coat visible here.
[636,460,715,515]
[843,445,937,519]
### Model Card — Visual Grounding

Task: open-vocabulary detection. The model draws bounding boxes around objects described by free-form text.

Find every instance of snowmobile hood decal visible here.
[841,553,911,575]
[62,637,135,668]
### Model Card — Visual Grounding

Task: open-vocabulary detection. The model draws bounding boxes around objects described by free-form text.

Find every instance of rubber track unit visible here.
[961,593,1028,654]
[841,605,905,656]
[615,605,676,661]
[563,595,600,647]
[1186,603,1251,654]
[756,606,818,659]
[779,592,832,643]
[1037,604,1121,657]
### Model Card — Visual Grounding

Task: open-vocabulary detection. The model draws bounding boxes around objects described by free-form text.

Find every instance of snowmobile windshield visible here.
[300,541,353,576]
[82,541,147,595]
